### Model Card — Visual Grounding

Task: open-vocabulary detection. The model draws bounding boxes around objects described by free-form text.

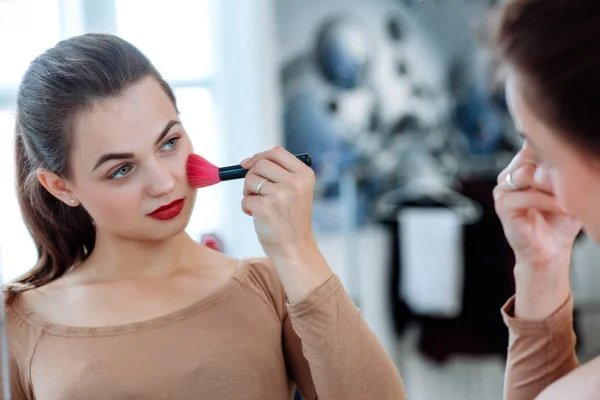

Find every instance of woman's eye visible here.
[162,137,179,151]
[110,164,132,180]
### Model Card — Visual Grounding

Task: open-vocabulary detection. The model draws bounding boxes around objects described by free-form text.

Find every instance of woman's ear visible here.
[36,169,80,207]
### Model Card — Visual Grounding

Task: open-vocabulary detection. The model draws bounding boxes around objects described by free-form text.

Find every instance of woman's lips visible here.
[148,199,185,220]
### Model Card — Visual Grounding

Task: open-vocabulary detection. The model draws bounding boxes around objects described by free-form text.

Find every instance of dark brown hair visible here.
[490,0,600,155]
[4,33,176,304]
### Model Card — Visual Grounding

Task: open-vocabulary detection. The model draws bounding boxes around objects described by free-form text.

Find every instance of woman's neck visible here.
[79,230,200,281]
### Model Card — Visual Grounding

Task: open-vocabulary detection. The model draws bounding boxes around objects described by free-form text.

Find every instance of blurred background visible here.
[3,1,600,399]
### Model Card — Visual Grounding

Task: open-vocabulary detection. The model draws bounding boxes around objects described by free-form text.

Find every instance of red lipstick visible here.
[148,199,185,220]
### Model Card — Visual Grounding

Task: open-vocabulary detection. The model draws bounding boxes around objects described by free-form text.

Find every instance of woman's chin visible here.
[148,214,191,237]
[137,224,188,242]
[118,216,190,242]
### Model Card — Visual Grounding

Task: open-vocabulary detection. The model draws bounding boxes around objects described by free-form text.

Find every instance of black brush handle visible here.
[218,153,312,181]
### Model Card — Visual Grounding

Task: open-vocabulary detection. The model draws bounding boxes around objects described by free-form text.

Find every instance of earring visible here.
[69,199,76,205]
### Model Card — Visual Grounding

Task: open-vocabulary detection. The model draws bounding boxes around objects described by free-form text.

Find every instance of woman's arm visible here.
[4,305,29,400]
[502,292,578,400]
[7,354,28,400]
[492,145,583,399]
[282,265,406,400]
[239,147,406,398]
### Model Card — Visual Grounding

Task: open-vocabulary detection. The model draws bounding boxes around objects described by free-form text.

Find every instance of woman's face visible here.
[67,75,196,242]
[506,71,600,240]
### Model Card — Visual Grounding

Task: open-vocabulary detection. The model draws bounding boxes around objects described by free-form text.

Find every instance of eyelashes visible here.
[108,135,182,180]
[110,164,133,180]
[161,137,178,151]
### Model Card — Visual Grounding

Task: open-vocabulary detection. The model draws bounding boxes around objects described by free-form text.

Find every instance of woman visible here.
[4,33,405,399]
[492,0,600,399]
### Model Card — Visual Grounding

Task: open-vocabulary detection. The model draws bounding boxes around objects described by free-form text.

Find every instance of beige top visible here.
[5,258,405,400]
[502,294,585,399]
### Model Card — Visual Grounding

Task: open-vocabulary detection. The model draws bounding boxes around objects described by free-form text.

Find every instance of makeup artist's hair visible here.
[490,0,600,156]
[4,33,176,304]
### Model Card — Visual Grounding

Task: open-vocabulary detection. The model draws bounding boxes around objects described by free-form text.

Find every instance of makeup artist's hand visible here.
[494,143,582,319]
[494,143,581,267]
[240,146,333,303]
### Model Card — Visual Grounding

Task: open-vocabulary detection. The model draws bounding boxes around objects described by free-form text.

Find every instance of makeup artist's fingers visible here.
[244,173,275,197]
[496,144,554,195]
[241,195,269,219]
[241,195,253,217]
[241,191,287,221]
[533,165,554,194]
[494,188,566,219]
[497,143,538,185]
[240,146,316,260]
[241,146,307,173]
[497,163,537,192]
[249,158,290,184]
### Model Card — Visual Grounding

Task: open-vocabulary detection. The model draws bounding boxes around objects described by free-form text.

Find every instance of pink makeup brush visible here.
[186,153,312,188]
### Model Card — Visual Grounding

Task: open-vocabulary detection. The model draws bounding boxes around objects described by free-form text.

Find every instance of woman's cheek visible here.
[92,184,144,222]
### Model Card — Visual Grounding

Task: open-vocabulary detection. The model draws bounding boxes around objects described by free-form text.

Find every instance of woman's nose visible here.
[146,161,176,198]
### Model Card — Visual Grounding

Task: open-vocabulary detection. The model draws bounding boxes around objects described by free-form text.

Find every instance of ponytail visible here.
[4,123,95,305]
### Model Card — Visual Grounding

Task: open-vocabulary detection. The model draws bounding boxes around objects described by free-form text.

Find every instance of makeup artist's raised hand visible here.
[494,143,581,268]
[494,143,582,319]
[240,146,332,302]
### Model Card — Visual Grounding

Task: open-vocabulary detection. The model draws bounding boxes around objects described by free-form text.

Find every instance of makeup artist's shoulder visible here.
[536,356,600,400]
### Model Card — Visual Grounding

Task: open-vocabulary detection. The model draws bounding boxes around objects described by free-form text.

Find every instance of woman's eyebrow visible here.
[92,120,181,172]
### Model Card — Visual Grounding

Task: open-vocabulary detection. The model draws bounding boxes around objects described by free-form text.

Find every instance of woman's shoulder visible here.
[536,356,600,400]
[4,286,37,327]
[241,256,280,291]
[239,257,288,318]
[4,283,33,321]
[3,289,41,358]
[2,274,81,329]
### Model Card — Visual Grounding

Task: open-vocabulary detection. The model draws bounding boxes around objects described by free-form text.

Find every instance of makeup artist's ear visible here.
[37,169,79,207]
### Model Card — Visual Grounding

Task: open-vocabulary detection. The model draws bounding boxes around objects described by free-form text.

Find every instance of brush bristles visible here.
[186,154,221,188]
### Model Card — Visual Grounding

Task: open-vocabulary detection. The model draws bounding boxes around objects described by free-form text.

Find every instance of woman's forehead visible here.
[70,77,178,154]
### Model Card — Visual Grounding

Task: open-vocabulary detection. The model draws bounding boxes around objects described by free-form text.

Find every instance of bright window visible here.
[0,111,37,282]
[115,0,213,82]
[0,0,61,89]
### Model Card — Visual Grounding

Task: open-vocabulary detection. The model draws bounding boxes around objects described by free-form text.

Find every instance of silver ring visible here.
[505,172,518,190]
[256,179,269,196]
